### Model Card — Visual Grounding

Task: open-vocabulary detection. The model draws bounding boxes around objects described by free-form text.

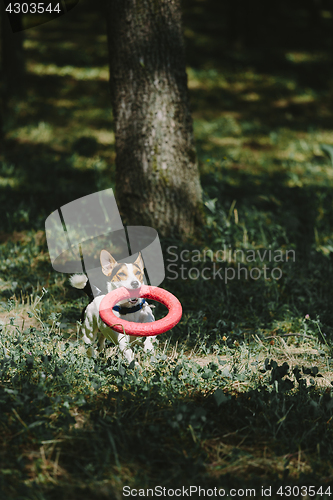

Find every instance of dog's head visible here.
[100,250,145,304]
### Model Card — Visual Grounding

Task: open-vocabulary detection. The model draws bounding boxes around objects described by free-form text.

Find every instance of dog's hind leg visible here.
[86,332,104,359]
[86,346,96,358]
[97,333,106,352]
[81,309,99,358]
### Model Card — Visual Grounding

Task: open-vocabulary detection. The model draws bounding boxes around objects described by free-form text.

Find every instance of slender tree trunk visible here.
[103,0,202,238]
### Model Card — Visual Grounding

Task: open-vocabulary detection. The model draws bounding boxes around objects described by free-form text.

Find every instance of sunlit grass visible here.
[0,177,19,188]
[285,51,332,64]
[27,62,109,80]
[7,121,54,144]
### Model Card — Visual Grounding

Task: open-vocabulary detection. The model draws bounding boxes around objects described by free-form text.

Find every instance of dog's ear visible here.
[134,252,144,271]
[100,250,117,276]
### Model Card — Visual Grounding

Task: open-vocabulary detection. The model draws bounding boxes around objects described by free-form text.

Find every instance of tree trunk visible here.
[103,0,202,238]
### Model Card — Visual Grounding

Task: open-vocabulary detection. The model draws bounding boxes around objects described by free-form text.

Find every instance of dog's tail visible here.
[69,274,95,301]
[69,274,88,289]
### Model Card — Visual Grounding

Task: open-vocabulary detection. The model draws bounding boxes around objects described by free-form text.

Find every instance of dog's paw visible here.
[143,343,155,354]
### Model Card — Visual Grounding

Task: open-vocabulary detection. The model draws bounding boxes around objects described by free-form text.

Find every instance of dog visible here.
[70,250,156,363]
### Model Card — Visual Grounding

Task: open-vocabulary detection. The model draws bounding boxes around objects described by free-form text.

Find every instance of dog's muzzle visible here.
[128,284,142,304]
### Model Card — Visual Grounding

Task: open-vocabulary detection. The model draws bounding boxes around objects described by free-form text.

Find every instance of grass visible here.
[1,291,333,498]
[1,0,333,497]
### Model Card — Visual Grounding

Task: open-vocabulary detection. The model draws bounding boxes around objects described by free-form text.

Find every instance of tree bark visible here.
[103,0,202,238]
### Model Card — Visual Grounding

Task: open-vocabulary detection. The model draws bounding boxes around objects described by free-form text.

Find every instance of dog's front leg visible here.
[141,309,156,354]
[143,335,156,353]
[117,333,135,363]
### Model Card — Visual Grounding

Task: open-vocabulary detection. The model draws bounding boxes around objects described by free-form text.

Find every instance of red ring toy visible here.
[99,285,182,337]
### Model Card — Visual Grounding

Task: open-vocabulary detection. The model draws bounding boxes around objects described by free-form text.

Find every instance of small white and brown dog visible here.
[70,250,156,363]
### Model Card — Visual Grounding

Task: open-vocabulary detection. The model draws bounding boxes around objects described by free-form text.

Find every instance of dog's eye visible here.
[135,271,142,276]
[118,272,126,277]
